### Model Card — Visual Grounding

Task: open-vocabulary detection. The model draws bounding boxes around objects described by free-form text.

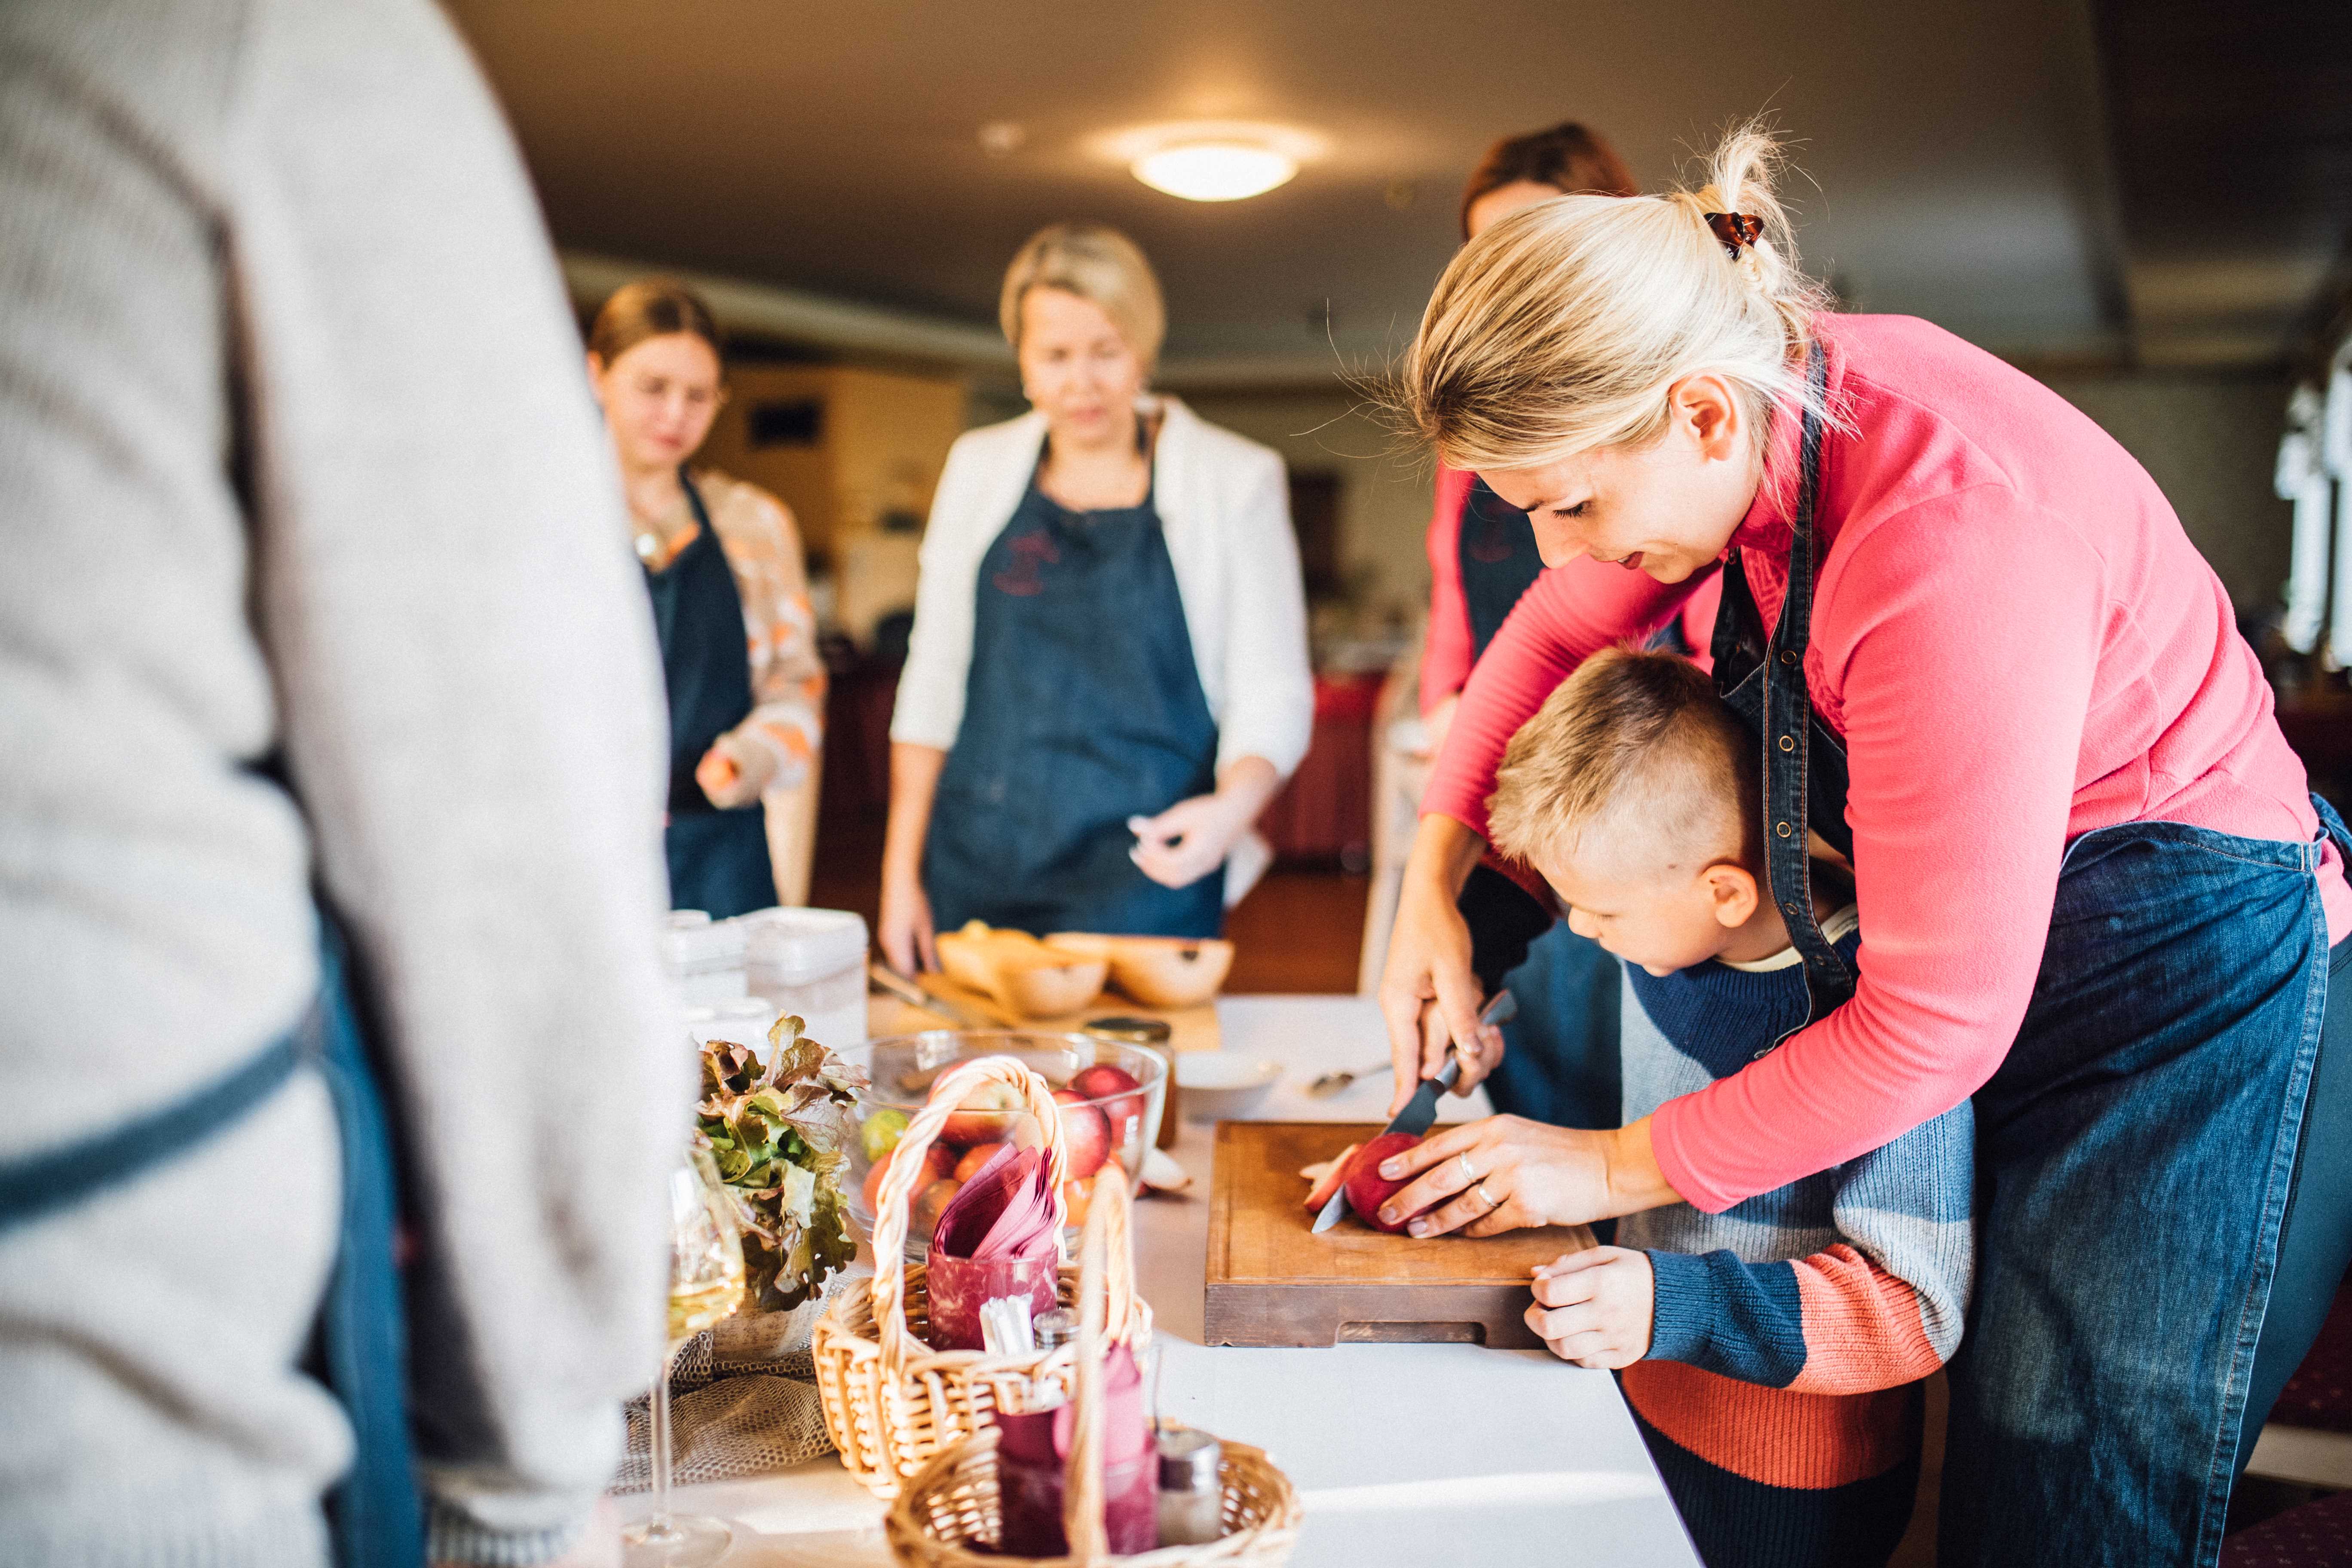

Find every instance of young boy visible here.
[1485,647,1972,1568]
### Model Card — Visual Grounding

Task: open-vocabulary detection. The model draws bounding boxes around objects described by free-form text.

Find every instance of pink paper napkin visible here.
[932,1144,1062,1260]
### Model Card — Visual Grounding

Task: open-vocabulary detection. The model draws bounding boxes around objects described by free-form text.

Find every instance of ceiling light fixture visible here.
[1102,122,1326,203]
[1133,140,1295,202]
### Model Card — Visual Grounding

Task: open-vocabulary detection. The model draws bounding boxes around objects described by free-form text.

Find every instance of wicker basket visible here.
[884,1177,1299,1567]
[814,1056,1152,1497]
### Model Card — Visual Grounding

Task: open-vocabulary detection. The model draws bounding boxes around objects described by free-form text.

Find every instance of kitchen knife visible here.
[867,961,995,1032]
[1312,989,1517,1235]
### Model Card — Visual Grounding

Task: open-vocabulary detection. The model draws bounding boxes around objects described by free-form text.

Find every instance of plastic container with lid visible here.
[663,910,749,1005]
[727,906,870,1056]
[685,995,780,1050]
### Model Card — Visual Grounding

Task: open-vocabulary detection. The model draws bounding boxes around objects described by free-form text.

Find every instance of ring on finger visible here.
[1455,1152,1478,1184]
[1473,1179,1500,1213]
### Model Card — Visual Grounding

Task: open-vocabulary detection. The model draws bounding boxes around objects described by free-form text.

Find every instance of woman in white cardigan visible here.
[879,224,1313,971]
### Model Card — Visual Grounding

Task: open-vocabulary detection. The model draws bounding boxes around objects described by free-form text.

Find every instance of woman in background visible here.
[1418,121,1710,1129]
[879,223,1313,970]
[588,281,826,917]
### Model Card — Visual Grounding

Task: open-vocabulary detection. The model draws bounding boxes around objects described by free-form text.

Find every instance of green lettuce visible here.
[696,1014,869,1311]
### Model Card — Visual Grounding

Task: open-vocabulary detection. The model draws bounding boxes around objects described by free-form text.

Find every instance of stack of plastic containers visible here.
[663,910,750,1006]
[663,906,870,1058]
[734,907,869,1057]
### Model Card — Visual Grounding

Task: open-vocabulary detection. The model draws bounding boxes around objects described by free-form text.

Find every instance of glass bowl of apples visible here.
[848,1031,1167,1262]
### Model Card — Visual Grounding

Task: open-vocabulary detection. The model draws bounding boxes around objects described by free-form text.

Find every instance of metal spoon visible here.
[1306,1059,1391,1098]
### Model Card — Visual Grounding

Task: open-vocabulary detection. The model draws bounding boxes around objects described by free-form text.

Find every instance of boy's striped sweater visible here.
[1618,913,1973,1565]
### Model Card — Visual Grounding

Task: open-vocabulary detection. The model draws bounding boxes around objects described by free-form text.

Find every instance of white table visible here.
[629,996,1699,1567]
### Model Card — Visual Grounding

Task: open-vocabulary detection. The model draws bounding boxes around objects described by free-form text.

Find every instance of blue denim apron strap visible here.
[2230,790,2352,1474]
[0,1029,305,1235]
[1458,475,1547,664]
[649,470,775,918]
[2313,790,2352,864]
[0,909,423,1566]
[1709,343,1853,1042]
[310,908,426,1568]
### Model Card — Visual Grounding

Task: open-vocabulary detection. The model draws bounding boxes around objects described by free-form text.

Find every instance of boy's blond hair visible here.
[1487,647,1759,879]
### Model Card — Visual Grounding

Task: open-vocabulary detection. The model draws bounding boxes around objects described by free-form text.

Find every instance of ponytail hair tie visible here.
[1705,211,1763,259]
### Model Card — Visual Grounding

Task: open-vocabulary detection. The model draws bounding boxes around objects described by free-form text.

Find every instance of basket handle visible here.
[1060,1163,1131,1567]
[869,1056,1068,1369]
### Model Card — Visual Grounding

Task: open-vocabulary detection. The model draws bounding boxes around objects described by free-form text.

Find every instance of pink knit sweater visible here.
[1424,313,2351,1213]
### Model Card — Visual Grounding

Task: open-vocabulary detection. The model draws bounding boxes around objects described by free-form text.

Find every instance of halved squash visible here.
[936,921,1109,1019]
[1045,932,1235,1008]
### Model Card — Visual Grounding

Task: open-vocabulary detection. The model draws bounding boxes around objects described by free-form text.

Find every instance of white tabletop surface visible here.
[626,995,1699,1568]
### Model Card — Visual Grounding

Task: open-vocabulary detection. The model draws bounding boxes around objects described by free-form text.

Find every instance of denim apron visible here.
[922,456,1223,938]
[1460,474,1547,655]
[649,471,776,919]
[1711,345,2352,1566]
[0,909,423,1567]
[1451,476,1625,1128]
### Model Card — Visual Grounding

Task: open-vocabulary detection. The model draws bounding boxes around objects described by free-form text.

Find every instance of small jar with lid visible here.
[1155,1424,1225,1545]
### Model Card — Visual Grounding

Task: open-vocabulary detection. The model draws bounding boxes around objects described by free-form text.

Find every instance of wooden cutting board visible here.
[1205,1121,1596,1349]
[870,971,1221,1055]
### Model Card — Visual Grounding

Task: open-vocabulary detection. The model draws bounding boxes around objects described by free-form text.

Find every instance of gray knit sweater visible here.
[0,0,688,1561]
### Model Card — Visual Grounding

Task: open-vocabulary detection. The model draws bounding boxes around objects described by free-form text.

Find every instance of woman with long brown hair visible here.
[586,281,825,917]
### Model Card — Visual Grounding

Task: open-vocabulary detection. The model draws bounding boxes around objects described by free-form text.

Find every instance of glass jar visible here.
[1155,1425,1225,1545]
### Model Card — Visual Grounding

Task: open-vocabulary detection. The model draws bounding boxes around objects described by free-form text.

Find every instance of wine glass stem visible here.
[650,1340,680,1530]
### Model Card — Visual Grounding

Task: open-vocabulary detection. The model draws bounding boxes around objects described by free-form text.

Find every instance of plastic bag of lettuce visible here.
[696,1015,869,1311]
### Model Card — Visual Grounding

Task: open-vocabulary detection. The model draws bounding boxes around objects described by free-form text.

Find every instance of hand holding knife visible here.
[1313,989,1516,1235]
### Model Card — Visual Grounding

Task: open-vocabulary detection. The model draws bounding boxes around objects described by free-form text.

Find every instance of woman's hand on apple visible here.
[1370,1115,1615,1237]
[1369,1115,1679,1239]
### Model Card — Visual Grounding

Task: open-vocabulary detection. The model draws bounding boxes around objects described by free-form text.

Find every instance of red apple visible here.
[861,1140,953,1214]
[1068,1063,1145,1153]
[910,1179,962,1246]
[953,1142,1011,1183]
[938,1079,1030,1147]
[1302,1142,1361,1215]
[1342,1132,1429,1234]
[1052,1089,1113,1180]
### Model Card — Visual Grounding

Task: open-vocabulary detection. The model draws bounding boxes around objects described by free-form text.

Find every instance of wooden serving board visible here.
[867,973,1221,1056]
[1205,1121,1596,1349]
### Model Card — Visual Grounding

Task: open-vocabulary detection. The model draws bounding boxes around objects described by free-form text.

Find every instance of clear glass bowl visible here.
[847,1031,1168,1261]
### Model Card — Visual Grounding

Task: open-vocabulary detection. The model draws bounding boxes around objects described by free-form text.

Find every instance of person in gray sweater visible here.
[0,0,689,1562]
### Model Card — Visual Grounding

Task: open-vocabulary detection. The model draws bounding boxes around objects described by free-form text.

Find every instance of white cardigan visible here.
[891,396,1316,781]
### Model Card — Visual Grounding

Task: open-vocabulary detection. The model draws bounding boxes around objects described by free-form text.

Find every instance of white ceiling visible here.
[448,0,2130,377]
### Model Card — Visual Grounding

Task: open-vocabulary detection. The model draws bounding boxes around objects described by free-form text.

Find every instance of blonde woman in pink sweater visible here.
[1373,124,2352,1568]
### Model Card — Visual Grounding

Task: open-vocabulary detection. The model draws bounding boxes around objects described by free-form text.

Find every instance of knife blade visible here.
[866,961,995,1032]
[1312,989,1516,1235]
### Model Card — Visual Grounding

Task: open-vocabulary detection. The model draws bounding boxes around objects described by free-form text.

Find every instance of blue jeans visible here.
[1942,808,2345,1567]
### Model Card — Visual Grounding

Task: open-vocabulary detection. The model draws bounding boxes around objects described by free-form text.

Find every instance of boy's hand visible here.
[1525,1247,1654,1369]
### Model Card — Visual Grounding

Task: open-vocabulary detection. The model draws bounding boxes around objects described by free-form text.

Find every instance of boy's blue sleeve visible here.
[1643,1101,1975,1393]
